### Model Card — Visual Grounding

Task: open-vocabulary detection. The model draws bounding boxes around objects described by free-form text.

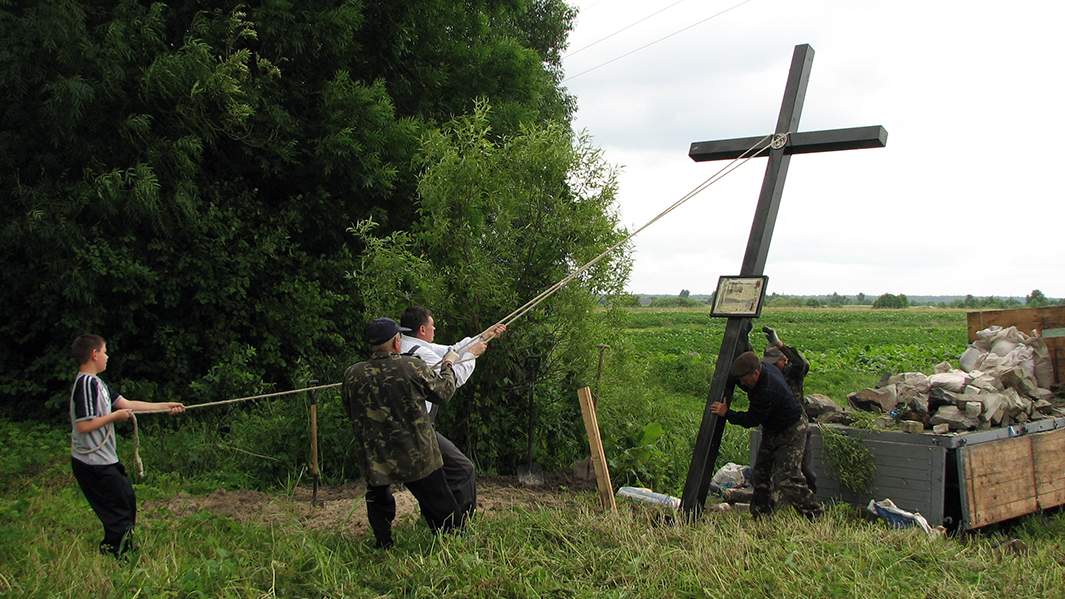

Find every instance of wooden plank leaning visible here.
[577,386,616,513]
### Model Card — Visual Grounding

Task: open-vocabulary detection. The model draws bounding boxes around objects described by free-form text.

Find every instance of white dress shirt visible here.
[399,334,478,413]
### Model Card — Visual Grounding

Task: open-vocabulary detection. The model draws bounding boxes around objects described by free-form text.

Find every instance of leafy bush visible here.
[0,420,68,488]
[348,105,629,474]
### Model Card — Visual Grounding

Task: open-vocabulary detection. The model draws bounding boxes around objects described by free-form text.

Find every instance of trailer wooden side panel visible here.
[966,306,1065,384]
[1032,428,1065,509]
[958,435,1038,529]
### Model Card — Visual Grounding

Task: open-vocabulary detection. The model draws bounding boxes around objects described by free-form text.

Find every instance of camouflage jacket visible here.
[343,351,457,486]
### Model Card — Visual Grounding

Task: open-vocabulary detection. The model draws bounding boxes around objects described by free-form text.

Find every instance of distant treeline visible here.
[606,289,1061,309]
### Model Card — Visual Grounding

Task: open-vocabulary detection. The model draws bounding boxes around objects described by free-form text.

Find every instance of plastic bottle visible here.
[616,486,681,509]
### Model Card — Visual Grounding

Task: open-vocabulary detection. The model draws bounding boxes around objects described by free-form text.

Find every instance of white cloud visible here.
[565,0,1065,296]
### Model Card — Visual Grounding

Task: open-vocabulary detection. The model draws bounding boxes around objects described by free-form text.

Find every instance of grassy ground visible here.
[5,306,1064,597]
[3,446,1064,597]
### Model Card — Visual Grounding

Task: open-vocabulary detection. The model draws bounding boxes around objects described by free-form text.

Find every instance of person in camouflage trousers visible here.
[761,325,817,492]
[711,351,822,520]
[343,317,462,548]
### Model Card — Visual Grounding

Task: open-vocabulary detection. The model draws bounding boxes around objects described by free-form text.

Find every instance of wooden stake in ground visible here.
[309,383,321,507]
[577,386,616,512]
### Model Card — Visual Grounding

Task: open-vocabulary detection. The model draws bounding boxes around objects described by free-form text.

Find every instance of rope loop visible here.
[770,132,789,150]
[130,413,144,480]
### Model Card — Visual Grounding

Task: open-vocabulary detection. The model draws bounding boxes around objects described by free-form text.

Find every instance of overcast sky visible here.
[562,0,1064,297]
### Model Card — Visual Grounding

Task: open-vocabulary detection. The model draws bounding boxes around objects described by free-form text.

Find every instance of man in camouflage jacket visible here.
[343,317,461,548]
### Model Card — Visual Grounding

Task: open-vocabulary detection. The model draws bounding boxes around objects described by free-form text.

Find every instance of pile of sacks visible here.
[846,326,1060,432]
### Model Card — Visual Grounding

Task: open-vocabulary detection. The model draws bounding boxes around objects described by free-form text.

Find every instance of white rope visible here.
[128,383,340,480]
[134,382,341,414]
[121,130,777,477]
[130,413,144,479]
[71,422,115,456]
[442,132,782,361]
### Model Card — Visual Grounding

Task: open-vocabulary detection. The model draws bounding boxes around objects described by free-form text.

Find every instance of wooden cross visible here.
[679,44,887,517]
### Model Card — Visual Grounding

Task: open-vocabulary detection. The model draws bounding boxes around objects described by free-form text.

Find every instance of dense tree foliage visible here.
[872,293,909,309]
[1026,289,1048,307]
[0,0,621,467]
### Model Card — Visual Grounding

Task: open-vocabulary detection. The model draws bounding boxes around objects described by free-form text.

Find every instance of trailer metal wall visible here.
[749,416,1065,529]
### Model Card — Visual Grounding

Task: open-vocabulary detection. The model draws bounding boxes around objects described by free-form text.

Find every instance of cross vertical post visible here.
[679,44,887,517]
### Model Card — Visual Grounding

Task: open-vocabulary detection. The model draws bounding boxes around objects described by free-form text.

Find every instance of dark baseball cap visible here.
[731,351,761,378]
[366,317,411,345]
[763,346,784,361]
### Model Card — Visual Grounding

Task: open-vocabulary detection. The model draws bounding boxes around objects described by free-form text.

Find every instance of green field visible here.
[3,307,1064,597]
[592,307,970,493]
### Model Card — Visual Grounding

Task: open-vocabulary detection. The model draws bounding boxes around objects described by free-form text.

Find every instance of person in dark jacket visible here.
[762,325,816,492]
[711,351,822,519]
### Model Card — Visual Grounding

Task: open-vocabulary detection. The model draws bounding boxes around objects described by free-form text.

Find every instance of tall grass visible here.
[3,462,1063,598]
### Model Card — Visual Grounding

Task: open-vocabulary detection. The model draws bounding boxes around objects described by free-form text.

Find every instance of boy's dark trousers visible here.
[365,467,461,548]
[71,458,136,556]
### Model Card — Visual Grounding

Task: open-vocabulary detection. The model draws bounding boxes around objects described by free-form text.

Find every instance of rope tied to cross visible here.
[444,130,784,362]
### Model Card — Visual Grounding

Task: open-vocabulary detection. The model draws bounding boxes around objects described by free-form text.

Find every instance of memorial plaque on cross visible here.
[679,44,887,517]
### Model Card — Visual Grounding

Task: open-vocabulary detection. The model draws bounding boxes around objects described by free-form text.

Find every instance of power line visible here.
[565,0,693,60]
[563,0,756,84]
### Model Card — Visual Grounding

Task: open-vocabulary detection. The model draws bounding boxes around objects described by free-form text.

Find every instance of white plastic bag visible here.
[867,498,934,535]
[711,462,750,490]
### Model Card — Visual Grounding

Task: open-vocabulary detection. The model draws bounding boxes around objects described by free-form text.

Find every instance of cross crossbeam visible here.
[689,125,887,162]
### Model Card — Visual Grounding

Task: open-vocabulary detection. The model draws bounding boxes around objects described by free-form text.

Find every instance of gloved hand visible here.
[763,325,781,347]
[441,350,460,367]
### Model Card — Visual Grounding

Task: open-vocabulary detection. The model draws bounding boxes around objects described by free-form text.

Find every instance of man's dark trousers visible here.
[436,433,476,519]
[365,467,460,547]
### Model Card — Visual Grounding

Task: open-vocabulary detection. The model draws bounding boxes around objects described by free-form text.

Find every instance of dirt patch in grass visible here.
[146,474,593,537]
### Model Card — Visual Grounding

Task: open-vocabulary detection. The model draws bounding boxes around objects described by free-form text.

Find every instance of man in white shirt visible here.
[398,306,506,520]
